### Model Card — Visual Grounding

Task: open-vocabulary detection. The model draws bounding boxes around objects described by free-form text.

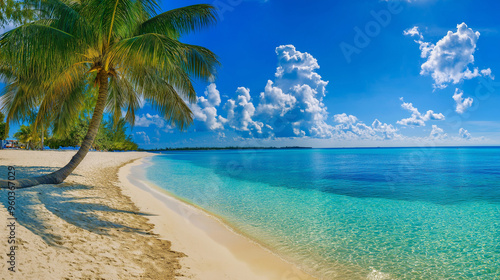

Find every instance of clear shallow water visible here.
[145,148,500,279]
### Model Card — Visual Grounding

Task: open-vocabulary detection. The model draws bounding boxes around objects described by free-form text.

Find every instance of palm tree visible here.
[14,125,33,149]
[0,0,219,188]
[14,124,42,149]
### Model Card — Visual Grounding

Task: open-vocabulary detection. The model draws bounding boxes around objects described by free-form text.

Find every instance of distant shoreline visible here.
[139,145,500,152]
[140,146,313,151]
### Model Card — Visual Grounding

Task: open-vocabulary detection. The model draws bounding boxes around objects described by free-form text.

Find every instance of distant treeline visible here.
[140,146,313,151]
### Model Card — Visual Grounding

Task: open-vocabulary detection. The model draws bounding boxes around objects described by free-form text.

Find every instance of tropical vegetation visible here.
[0,111,7,140]
[13,124,40,149]
[12,116,138,151]
[0,0,35,28]
[46,117,138,151]
[0,0,219,188]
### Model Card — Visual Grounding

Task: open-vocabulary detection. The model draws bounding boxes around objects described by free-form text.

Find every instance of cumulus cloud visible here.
[191,83,226,131]
[397,98,445,127]
[224,87,264,136]
[406,23,492,89]
[371,119,400,139]
[223,45,333,138]
[203,83,222,106]
[459,128,471,140]
[334,113,358,126]
[452,88,473,114]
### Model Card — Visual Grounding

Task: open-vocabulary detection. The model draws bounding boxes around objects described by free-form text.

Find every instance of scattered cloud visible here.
[135,131,151,144]
[430,125,447,139]
[334,113,358,126]
[371,119,400,139]
[397,98,445,127]
[459,128,472,140]
[332,115,401,141]
[132,43,491,146]
[406,23,493,89]
[403,26,423,40]
[135,113,166,128]
[452,88,473,114]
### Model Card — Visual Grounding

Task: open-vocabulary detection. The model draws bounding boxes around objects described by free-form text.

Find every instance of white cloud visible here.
[403,26,423,40]
[334,113,358,125]
[332,115,401,141]
[452,88,473,114]
[135,113,166,128]
[191,83,226,131]
[223,87,264,136]
[406,23,492,89]
[481,68,493,77]
[372,119,400,139]
[223,45,333,138]
[217,132,226,139]
[204,83,222,107]
[459,128,471,140]
[430,125,447,139]
[255,80,296,118]
[141,44,489,146]
[397,98,445,127]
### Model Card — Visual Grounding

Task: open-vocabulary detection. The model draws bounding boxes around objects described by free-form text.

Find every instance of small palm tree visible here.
[14,125,36,149]
[0,0,219,188]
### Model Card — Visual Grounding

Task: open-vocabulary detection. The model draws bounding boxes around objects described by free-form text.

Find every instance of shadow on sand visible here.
[0,165,156,247]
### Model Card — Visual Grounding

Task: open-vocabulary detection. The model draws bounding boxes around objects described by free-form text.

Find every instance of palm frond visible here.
[0,21,79,80]
[110,33,219,87]
[143,82,193,130]
[0,82,42,132]
[137,4,218,38]
[107,73,140,126]
[181,43,219,81]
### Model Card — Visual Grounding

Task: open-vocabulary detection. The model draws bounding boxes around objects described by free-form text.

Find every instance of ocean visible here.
[144,147,500,279]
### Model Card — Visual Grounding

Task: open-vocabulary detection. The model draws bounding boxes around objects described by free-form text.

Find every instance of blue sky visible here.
[3,0,500,148]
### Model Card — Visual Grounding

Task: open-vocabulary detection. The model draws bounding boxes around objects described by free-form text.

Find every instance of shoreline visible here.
[0,150,184,279]
[118,155,317,280]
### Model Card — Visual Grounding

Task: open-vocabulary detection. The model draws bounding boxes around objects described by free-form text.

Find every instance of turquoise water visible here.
[145,148,500,279]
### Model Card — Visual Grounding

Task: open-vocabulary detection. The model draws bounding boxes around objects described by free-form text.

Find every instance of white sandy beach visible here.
[0,150,314,279]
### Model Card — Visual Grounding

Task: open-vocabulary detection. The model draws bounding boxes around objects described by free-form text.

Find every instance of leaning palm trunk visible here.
[0,72,108,188]
[0,1,219,189]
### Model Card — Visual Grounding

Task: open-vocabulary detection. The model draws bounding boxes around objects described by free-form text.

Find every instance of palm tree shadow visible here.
[0,165,156,247]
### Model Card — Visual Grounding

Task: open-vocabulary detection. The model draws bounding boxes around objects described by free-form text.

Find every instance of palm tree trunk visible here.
[1,70,109,189]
